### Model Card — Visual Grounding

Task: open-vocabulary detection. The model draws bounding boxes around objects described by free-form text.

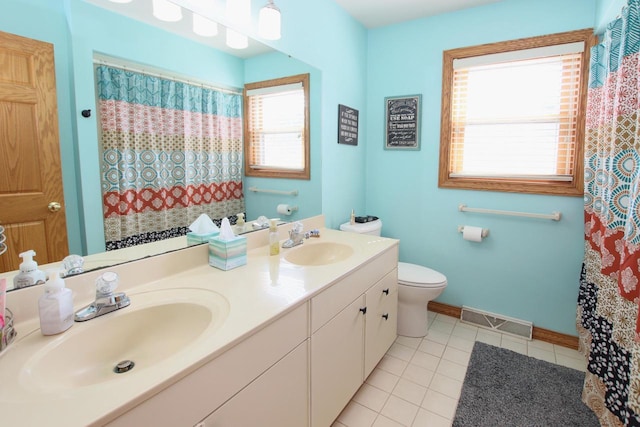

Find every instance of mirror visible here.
[1,0,322,290]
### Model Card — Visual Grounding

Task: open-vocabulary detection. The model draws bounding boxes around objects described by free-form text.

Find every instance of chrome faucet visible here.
[74,272,130,322]
[282,222,306,248]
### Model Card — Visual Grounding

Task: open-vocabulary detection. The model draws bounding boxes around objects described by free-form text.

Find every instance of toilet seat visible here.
[398,262,447,288]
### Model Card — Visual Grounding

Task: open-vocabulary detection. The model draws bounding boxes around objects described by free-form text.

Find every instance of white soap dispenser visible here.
[38,269,74,335]
[13,250,47,289]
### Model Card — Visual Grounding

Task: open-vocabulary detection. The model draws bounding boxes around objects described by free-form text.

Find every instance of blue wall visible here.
[365,0,597,335]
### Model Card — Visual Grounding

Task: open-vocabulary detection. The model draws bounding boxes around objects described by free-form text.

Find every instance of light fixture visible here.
[193,13,219,37]
[152,0,182,22]
[258,0,281,40]
[226,27,248,49]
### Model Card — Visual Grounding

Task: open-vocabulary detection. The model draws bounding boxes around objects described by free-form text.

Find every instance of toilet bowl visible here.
[339,218,448,338]
[397,262,447,337]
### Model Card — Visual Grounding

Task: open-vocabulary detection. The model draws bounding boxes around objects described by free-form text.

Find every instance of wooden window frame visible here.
[438,29,596,196]
[243,73,310,180]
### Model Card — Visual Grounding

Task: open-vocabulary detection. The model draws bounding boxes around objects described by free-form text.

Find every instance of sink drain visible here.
[114,360,135,374]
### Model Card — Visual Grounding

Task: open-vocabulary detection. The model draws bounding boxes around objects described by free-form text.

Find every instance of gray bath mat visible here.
[453,341,599,426]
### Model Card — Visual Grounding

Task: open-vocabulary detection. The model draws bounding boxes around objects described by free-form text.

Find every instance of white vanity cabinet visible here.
[310,247,398,427]
[106,303,309,427]
[199,340,309,427]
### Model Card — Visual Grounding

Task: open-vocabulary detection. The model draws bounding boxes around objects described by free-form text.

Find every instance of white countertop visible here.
[1,217,398,426]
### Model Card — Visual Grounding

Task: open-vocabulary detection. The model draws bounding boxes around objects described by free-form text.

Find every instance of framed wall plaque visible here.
[385,94,421,150]
[338,104,359,146]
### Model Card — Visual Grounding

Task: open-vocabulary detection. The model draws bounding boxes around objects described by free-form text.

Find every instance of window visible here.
[439,29,595,195]
[244,73,310,179]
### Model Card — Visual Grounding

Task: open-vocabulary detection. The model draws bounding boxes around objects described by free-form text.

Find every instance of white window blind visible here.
[246,83,305,171]
[449,45,583,181]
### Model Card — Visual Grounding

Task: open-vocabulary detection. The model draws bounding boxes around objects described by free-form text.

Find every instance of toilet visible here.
[340,218,448,338]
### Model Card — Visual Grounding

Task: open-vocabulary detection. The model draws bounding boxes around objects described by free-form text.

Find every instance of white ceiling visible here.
[334,0,505,28]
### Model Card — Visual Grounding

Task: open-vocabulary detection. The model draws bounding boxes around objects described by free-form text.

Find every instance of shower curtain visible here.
[577,1,640,425]
[96,65,245,250]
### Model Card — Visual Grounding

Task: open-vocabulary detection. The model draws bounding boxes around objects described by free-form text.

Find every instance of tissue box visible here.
[187,231,220,246]
[208,235,247,270]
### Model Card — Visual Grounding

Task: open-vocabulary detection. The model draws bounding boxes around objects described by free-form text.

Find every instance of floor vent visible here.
[460,305,533,340]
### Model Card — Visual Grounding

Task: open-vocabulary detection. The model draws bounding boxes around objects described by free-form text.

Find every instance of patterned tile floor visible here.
[332,311,587,427]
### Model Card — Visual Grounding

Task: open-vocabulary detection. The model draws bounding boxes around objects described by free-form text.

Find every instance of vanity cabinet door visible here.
[200,340,309,427]
[311,295,365,427]
[364,269,398,378]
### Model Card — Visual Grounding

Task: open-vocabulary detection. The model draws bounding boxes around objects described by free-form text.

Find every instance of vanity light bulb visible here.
[226,27,248,49]
[193,14,219,37]
[258,2,281,40]
[152,0,183,22]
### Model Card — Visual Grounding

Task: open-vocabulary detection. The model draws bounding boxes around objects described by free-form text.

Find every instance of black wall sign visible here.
[338,104,359,146]
[385,95,421,150]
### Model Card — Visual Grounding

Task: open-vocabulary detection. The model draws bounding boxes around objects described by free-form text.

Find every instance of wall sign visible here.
[338,104,359,146]
[385,94,421,150]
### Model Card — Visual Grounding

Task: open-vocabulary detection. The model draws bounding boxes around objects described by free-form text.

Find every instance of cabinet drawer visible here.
[311,246,398,333]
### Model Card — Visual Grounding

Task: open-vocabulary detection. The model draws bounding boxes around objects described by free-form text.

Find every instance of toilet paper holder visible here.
[457,225,489,238]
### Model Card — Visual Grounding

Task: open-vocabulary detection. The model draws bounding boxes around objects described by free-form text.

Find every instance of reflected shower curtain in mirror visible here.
[96,65,244,250]
[577,1,640,425]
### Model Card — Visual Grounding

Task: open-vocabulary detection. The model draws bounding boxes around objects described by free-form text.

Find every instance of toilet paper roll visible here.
[277,204,293,216]
[463,225,484,242]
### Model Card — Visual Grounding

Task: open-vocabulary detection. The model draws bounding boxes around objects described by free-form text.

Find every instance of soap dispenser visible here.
[13,250,47,289]
[269,218,280,256]
[38,269,73,335]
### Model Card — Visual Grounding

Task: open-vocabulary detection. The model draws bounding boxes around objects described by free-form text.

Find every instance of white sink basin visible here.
[14,288,229,393]
[284,242,354,266]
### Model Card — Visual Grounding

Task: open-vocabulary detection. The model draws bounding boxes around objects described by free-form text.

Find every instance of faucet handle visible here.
[96,272,119,295]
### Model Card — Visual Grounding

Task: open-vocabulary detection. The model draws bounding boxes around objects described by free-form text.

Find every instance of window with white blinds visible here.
[244,74,310,179]
[439,29,594,196]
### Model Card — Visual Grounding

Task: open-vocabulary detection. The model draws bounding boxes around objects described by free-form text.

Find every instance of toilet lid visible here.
[398,262,447,288]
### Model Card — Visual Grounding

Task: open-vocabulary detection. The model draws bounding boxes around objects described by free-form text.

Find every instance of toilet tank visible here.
[339,219,382,236]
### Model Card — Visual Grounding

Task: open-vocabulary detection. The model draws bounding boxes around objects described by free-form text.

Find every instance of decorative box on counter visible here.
[208,235,247,270]
[187,231,220,246]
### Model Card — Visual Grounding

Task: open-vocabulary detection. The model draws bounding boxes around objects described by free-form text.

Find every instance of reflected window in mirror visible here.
[244,73,310,180]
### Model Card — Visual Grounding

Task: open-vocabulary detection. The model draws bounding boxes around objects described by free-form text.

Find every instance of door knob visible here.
[48,202,61,212]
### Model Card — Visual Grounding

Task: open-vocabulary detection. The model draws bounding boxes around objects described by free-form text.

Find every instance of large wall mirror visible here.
[0,0,322,290]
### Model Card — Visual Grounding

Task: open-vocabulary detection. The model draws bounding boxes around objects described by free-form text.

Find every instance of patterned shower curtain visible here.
[96,65,245,250]
[577,1,640,425]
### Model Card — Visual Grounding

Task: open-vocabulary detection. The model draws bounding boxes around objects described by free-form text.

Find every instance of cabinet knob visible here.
[382,288,389,295]
[382,313,389,320]
[359,307,367,315]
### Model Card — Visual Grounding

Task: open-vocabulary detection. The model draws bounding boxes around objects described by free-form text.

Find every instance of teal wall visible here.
[366,0,597,335]
[596,0,627,32]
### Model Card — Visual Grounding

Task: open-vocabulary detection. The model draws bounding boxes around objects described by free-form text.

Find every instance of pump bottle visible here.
[13,250,46,289]
[38,270,74,335]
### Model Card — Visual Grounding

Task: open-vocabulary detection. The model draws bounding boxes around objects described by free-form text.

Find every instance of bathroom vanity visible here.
[1,216,398,426]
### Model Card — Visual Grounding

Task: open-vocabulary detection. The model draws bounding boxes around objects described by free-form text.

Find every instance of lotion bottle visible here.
[269,218,280,256]
[13,250,46,289]
[38,270,74,335]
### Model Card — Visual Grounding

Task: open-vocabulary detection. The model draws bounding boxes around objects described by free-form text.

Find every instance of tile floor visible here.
[332,311,587,427]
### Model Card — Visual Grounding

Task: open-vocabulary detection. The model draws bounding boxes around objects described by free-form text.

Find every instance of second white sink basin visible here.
[284,242,354,266]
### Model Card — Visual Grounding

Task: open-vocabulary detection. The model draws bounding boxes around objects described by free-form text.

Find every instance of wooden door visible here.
[0,30,68,272]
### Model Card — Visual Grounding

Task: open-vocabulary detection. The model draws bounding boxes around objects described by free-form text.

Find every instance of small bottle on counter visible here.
[269,218,280,256]
[38,270,74,335]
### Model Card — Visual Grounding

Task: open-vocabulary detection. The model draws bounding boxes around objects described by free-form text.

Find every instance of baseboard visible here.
[427,301,579,350]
